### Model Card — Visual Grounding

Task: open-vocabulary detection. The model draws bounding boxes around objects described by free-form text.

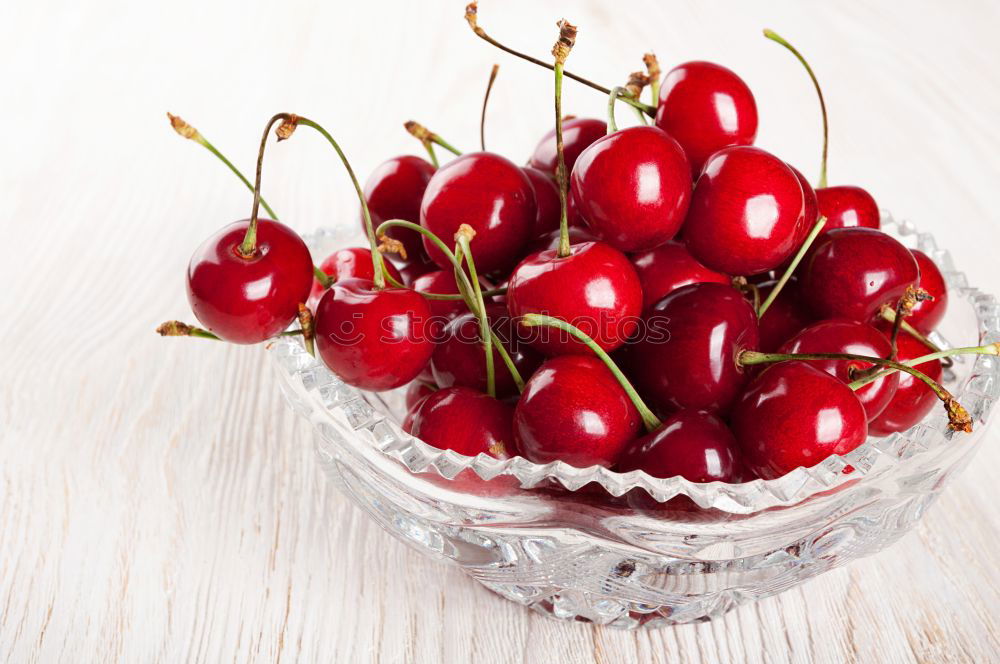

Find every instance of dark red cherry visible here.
[815,185,880,234]
[525,226,598,255]
[626,282,759,413]
[430,303,542,398]
[779,319,900,421]
[683,146,805,275]
[307,247,403,309]
[420,152,535,274]
[630,241,729,312]
[570,126,692,252]
[314,278,435,391]
[731,361,868,480]
[522,166,561,236]
[513,355,641,467]
[756,280,815,352]
[789,164,819,238]
[506,241,643,355]
[654,61,758,176]
[617,410,743,483]
[868,324,942,435]
[411,269,467,320]
[528,117,606,174]
[409,387,514,458]
[906,250,948,333]
[397,254,436,286]
[187,219,313,344]
[405,380,436,412]
[362,155,436,264]
[801,228,919,321]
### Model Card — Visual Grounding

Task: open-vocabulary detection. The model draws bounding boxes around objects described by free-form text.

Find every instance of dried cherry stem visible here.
[404,120,462,160]
[643,52,661,109]
[848,343,1000,391]
[238,113,292,257]
[738,349,973,432]
[374,219,525,393]
[757,216,827,317]
[454,225,495,397]
[464,2,656,116]
[156,321,303,340]
[277,115,388,289]
[763,29,829,188]
[167,113,279,220]
[624,72,650,125]
[480,64,500,151]
[520,314,661,432]
[553,19,576,259]
[878,305,952,367]
[297,303,315,357]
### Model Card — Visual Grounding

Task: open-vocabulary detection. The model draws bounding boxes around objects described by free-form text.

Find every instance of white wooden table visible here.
[2,1,998,661]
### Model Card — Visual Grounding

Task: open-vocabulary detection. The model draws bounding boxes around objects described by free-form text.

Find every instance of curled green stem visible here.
[456,230,495,398]
[238,112,291,257]
[519,314,662,432]
[606,86,632,134]
[758,216,827,317]
[848,343,1000,390]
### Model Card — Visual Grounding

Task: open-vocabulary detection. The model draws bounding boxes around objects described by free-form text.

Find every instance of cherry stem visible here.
[404,120,462,158]
[605,86,629,134]
[738,349,973,432]
[455,228,495,398]
[878,305,952,368]
[167,113,279,220]
[480,64,500,151]
[763,29,829,189]
[519,314,662,432]
[848,343,1000,390]
[464,2,656,117]
[553,24,573,259]
[238,113,291,258]
[757,215,827,317]
[422,142,439,168]
[375,219,525,393]
[156,321,303,340]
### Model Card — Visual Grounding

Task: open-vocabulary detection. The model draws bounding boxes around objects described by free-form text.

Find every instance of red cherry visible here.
[868,325,942,435]
[789,164,819,237]
[626,282,759,413]
[801,228,919,321]
[409,387,514,458]
[314,278,435,391]
[528,117,606,174]
[361,155,436,264]
[307,247,403,309]
[522,166,561,236]
[617,410,743,483]
[506,242,643,355]
[815,185,880,234]
[779,319,900,421]
[187,219,313,344]
[570,126,692,252]
[396,253,437,286]
[411,269,467,320]
[525,226,598,256]
[513,355,641,467]
[420,152,535,274]
[731,361,868,480]
[654,61,759,176]
[430,303,542,398]
[405,380,436,412]
[630,241,729,312]
[906,250,948,333]
[684,146,805,275]
[756,280,815,352]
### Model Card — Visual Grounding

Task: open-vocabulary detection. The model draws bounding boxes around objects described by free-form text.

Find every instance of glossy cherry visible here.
[683,146,805,276]
[314,278,435,391]
[789,164,819,240]
[525,226,597,256]
[731,361,868,480]
[630,241,729,312]
[307,247,403,309]
[815,185,880,234]
[397,254,436,286]
[755,279,815,352]
[405,380,436,411]
[521,166,561,236]
[626,282,759,413]
[362,155,436,264]
[409,387,514,458]
[528,117,606,174]
[411,269,468,320]
[420,152,535,274]
[513,355,641,468]
[570,126,692,252]
[868,323,942,435]
[654,61,758,176]
[906,250,948,333]
[617,410,743,483]
[801,228,919,321]
[779,319,900,421]
[187,218,313,344]
[506,242,643,355]
[430,302,542,398]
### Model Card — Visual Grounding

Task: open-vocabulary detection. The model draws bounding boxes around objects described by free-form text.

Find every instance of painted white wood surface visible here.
[1,1,998,661]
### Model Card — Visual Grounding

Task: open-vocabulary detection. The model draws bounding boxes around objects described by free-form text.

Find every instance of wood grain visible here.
[1,0,998,661]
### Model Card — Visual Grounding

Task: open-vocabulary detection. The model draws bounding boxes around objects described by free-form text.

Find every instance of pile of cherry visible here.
[162,8,995,496]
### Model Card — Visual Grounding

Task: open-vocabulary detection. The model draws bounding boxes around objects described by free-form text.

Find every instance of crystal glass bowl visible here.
[270,214,1000,628]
